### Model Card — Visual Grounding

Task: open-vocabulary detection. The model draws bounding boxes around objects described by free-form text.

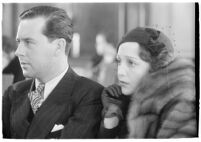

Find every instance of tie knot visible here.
[36,83,45,94]
[29,82,45,114]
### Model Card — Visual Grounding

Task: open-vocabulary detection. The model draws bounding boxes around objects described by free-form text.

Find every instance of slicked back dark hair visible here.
[19,6,73,54]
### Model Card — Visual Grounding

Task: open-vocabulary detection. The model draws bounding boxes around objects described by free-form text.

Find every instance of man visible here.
[3,6,103,139]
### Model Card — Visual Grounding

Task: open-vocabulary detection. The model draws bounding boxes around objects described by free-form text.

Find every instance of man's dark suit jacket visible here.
[3,67,104,139]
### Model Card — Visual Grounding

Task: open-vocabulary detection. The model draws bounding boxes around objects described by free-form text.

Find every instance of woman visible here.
[98,27,197,138]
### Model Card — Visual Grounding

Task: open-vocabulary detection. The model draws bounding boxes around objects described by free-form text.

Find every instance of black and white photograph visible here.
[1,1,199,140]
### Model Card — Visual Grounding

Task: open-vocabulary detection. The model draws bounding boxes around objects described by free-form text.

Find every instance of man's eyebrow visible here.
[16,37,34,42]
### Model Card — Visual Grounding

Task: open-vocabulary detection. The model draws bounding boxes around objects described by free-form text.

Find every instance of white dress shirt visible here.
[35,65,69,101]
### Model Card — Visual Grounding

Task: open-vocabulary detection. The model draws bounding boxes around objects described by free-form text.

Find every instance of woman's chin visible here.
[121,88,133,96]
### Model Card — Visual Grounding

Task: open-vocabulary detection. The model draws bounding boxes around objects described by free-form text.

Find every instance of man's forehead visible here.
[17,17,46,38]
[20,17,46,28]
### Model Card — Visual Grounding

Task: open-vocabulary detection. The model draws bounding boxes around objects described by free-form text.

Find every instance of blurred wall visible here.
[72,3,119,56]
[2,3,196,90]
[2,3,119,58]
[2,3,72,41]
[124,3,195,58]
[2,3,17,39]
[149,3,195,58]
[2,3,195,58]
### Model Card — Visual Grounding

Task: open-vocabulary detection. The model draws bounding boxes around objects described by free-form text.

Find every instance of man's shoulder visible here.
[68,67,103,90]
[77,76,104,90]
[71,76,104,105]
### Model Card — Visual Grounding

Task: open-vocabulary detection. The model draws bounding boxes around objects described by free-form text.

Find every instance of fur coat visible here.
[127,58,197,138]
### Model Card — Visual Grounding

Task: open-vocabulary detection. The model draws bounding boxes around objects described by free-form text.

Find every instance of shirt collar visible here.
[35,65,69,100]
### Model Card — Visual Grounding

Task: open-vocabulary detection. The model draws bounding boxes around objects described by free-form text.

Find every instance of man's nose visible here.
[15,42,25,57]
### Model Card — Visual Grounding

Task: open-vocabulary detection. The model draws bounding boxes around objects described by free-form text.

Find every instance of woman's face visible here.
[116,42,150,95]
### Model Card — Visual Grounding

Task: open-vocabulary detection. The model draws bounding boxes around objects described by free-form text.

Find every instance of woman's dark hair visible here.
[117,27,174,71]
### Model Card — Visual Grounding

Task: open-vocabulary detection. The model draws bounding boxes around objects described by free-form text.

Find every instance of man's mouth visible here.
[19,61,29,67]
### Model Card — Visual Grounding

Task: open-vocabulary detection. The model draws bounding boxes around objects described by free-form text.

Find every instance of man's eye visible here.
[25,40,30,44]
[16,40,20,45]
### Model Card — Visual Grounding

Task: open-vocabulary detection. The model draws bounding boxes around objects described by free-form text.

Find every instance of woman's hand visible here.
[104,84,122,98]
[103,104,120,129]
[102,84,130,121]
[104,116,119,129]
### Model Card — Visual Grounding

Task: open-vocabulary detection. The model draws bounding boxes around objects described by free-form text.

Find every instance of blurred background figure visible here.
[91,32,117,87]
[2,36,25,92]
[2,36,15,69]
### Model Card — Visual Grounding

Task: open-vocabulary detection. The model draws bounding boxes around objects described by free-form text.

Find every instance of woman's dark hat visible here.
[117,27,174,71]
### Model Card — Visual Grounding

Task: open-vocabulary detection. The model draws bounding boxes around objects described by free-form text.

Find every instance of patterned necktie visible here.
[28,83,45,114]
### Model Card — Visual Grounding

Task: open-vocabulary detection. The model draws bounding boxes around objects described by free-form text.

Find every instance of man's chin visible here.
[22,71,33,78]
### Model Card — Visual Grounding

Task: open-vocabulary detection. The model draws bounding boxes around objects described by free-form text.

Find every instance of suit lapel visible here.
[26,67,79,138]
[12,80,33,138]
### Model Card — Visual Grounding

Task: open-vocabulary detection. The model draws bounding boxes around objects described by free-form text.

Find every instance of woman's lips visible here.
[119,80,129,87]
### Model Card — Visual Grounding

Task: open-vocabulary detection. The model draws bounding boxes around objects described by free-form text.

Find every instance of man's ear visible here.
[55,38,66,55]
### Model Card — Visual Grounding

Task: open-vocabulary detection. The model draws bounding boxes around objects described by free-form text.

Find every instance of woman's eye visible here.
[115,58,121,64]
[128,59,137,66]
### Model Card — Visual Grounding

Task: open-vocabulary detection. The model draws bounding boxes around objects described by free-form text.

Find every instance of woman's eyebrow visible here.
[125,55,139,60]
[116,54,139,60]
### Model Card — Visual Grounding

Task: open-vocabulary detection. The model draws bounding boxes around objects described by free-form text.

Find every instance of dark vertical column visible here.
[124,3,128,33]
[144,3,150,26]
[11,3,18,39]
[118,3,126,41]
[195,2,199,136]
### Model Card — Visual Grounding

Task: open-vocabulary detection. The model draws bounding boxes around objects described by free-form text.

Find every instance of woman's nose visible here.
[117,63,126,78]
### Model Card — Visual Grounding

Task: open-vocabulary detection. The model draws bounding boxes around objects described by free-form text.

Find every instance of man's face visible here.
[15,17,57,80]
